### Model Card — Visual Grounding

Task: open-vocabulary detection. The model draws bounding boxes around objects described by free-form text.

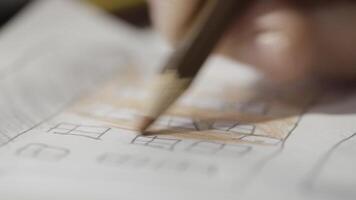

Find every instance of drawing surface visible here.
[0,1,355,200]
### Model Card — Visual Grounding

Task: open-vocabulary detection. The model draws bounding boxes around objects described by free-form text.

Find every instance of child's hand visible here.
[148,0,356,82]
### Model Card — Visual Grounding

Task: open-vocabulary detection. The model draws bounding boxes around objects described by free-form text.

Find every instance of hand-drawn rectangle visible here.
[131,135,181,151]
[186,141,225,154]
[16,143,69,161]
[48,123,110,139]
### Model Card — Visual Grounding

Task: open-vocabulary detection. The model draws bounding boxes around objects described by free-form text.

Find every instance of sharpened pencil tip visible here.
[138,116,155,134]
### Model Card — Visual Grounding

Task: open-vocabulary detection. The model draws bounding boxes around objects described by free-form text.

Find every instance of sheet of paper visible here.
[0,1,355,200]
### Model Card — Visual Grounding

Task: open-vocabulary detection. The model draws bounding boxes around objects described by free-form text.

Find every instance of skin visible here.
[147,0,356,83]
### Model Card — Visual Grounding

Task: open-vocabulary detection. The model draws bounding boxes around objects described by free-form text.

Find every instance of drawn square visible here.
[145,137,180,150]
[56,123,77,130]
[212,121,237,131]
[50,123,77,134]
[240,135,281,145]
[75,126,109,134]
[16,143,69,161]
[186,141,225,154]
[229,124,255,135]
[132,135,154,145]
[131,135,181,151]
[48,123,110,139]
[222,144,252,155]
[69,131,102,138]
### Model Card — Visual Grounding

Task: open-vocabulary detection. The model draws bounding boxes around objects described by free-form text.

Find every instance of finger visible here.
[218,0,315,82]
[148,0,315,82]
[311,1,356,81]
[148,0,356,83]
[219,0,356,82]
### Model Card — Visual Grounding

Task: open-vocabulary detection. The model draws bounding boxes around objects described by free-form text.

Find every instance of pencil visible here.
[139,0,251,133]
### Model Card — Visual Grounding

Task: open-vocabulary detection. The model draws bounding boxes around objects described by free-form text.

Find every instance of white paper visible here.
[0,1,355,200]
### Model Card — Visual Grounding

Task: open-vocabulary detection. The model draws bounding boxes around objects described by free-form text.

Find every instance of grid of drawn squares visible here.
[186,141,252,155]
[16,143,69,161]
[98,153,219,176]
[89,102,269,130]
[48,123,110,139]
[153,115,254,134]
[151,116,282,145]
[90,106,281,145]
[132,135,253,156]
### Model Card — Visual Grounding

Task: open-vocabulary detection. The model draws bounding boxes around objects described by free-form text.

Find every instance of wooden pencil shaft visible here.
[163,0,251,78]
[140,0,253,131]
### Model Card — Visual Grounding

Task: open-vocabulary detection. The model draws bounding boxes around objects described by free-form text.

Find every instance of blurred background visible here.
[0,0,151,28]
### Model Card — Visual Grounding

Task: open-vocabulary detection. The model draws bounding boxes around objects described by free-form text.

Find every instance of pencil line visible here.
[303,132,356,189]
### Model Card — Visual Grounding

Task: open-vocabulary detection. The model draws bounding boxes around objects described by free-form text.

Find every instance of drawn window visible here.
[212,121,237,131]
[16,143,69,161]
[131,135,181,151]
[239,135,281,145]
[98,153,150,168]
[48,123,110,139]
[186,141,225,154]
[222,144,252,155]
[229,124,256,135]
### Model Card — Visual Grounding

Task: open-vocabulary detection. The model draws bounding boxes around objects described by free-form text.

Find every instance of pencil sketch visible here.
[0,35,127,148]
[303,132,356,195]
[71,71,314,147]
[48,122,110,140]
[130,135,181,151]
[127,132,253,156]
[0,132,10,146]
[16,143,70,161]
[186,141,252,155]
[97,152,219,176]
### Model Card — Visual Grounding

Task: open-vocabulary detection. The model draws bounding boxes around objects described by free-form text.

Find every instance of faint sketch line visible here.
[0,99,77,148]
[16,143,70,161]
[303,132,356,189]
[236,105,312,196]
[186,141,225,154]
